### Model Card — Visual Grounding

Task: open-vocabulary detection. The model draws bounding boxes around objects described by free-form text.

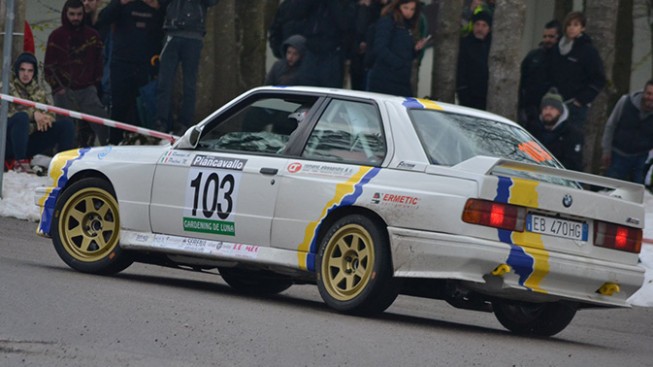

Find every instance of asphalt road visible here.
[2,216,653,367]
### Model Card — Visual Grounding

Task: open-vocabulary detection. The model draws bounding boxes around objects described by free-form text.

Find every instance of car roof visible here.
[250,86,520,128]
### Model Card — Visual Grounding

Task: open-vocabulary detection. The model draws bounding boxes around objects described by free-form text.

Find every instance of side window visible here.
[302,100,385,165]
[197,96,318,154]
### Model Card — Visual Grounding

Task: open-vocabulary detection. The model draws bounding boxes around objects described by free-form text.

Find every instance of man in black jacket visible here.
[288,0,355,88]
[456,11,492,110]
[550,11,606,131]
[156,0,219,134]
[601,80,653,184]
[527,88,584,172]
[518,20,560,126]
[99,0,163,144]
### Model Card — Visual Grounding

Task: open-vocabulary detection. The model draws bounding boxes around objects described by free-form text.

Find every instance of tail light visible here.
[462,199,526,231]
[594,221,642,253]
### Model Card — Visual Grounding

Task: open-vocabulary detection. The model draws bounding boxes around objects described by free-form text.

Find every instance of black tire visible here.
[316,214,399,315]
[51,177,133,275]
[492,300,577,336]
[219,267,293,295]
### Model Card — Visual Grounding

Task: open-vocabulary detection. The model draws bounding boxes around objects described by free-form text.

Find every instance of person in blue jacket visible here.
[366,0,428,97]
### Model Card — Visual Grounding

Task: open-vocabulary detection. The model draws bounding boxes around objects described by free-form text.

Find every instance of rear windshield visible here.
[409,109,562,168]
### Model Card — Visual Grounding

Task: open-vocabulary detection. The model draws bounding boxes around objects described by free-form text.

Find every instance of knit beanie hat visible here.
[471,11,492,27]
[540,87,564,113]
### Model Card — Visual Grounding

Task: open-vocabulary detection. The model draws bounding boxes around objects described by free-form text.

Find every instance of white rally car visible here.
[36,86,645,336]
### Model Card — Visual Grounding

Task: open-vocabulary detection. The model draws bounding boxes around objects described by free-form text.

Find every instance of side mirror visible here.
[175,125,203,149]
[189,126,201,147]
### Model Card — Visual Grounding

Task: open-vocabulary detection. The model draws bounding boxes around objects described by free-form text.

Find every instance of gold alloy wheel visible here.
[57,187,120,262]
[321,223,375,301]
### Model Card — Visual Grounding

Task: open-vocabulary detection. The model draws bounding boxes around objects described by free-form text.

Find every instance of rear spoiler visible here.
[449,156,645,204]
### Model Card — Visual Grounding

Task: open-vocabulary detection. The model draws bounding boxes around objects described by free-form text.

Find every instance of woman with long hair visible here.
[367,0,429,97]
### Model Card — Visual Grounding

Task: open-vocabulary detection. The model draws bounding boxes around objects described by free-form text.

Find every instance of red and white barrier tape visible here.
[0,93,177,144]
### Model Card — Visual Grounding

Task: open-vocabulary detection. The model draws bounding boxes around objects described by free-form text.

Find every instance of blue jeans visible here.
[6,112,30,160]
[156,35,203,132]
[605,150,648,184]
[5,112,75,159]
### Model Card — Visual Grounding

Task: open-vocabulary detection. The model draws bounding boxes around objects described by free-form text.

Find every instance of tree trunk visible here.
[195,0,278,122]
[584,0,620,174]
[611,0,633,108]
[430,0,463,103]
[646,0,653,78]
[0,0,26,63]
[554,0,573,22]
[486,0,526,121]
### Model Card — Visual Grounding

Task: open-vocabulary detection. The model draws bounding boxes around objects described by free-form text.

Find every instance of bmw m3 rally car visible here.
[36,86,645,337]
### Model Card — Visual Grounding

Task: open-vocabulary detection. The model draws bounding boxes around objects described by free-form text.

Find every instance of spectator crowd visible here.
[2,0,653,187]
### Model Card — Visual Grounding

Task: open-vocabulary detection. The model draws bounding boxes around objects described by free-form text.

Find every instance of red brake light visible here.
[490,204,504,227]
[594,221,642,253]
[462,199,526,231]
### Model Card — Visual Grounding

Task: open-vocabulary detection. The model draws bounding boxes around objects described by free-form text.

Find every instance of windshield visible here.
[409,109,562,168]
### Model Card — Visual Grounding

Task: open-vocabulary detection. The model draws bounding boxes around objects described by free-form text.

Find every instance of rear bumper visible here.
[389,227,645,307]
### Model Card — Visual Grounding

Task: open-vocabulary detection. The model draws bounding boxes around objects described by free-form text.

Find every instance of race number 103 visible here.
[189,171,235,220]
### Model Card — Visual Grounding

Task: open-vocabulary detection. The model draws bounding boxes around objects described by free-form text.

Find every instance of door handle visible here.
[259,167,278,175]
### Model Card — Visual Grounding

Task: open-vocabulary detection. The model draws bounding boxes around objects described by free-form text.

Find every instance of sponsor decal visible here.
[97,146,112,160]
[397,161,416,169]
[135,233,149,242]
[161,150,193,165]
[223,243,260,259]
[147,234,258,259]
[518,141,553,163]
[191,154,246,171]
[183,217,236,236]
[300,163,355,177]
[287,162,302,173]
[626,217,640,226]
[371,192,419,207]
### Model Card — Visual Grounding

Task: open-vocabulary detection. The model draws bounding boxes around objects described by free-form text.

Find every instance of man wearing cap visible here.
[3,53,75,173]
[527,88,584,172]
[518,20,561,125]
[601,79,653,184]
[456,10,492,110]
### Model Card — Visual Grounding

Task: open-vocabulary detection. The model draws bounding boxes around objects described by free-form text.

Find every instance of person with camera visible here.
[155,0,219,135]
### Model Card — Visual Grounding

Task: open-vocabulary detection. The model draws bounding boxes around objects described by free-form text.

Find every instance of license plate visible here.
[526,214,588,241]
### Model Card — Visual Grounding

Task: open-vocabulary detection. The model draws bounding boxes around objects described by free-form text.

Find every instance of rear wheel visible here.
[492,300,577,336]
[219,267,293,295]
[52,178,133,274]
[316,214,398,315]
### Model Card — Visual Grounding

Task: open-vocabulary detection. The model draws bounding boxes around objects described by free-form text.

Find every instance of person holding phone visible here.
[366,0,428,97]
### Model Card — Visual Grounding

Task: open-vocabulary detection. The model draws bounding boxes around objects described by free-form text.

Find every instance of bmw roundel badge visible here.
[562,194,573,208]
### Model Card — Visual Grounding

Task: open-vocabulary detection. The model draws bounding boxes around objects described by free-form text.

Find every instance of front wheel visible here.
[316,214,399,315]
[51,177,133,275]
[492,300,577,336]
